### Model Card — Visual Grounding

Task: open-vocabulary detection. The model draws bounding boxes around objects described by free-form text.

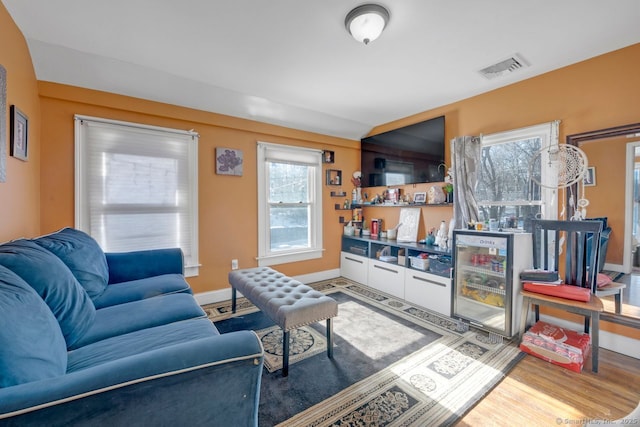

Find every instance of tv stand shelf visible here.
[341,235,453,316]
[352,202,452,208]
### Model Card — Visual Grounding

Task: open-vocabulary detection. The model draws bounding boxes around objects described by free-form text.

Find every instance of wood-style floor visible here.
[457,347,640,426]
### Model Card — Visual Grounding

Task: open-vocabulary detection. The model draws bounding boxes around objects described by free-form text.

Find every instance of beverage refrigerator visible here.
[452,230,532,338]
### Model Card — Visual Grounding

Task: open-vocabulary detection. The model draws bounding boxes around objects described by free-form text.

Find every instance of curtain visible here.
[451,136,482,229]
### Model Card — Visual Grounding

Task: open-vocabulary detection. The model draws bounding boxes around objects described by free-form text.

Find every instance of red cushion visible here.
[596,273,612,288]
[523,282,591,302]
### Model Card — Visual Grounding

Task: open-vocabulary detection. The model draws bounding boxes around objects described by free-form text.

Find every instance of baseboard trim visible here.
[194,268,341,306]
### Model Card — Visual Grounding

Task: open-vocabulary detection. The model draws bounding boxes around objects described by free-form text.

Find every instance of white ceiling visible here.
[3,0,640,140]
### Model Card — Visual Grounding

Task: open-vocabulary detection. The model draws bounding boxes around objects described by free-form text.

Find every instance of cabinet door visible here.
[405,270,451,316]
[340,252,368,284]
[368,259,405,299]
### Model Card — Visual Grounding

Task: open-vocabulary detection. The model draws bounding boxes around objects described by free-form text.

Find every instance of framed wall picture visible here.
[584,166,596,186]
[413,192,426,204]
[0,65,6,181]
[10,105,28,161]
[216,147,243,176]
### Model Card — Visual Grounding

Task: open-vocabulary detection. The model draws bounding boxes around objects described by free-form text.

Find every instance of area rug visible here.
[206,278,524,426]
[256,325,327,373]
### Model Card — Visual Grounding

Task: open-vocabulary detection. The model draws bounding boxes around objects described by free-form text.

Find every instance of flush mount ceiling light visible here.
[345,4,390,45]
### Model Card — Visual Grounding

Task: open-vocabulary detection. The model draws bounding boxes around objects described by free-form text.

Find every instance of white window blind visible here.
[257,142,323,266]
[75,115,199,276]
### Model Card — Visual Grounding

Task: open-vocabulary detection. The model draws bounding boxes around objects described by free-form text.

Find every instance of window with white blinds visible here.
[257,142,323,266]
[74,115,199,276]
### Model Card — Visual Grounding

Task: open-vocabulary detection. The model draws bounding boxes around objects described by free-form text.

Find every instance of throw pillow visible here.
[0,265,67,387]
[34,227,109,299]
[0,239,96,347]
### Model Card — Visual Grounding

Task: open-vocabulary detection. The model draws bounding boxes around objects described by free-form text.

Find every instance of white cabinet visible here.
[405,269,451,316]
[340,252,368,284]
[340,236,452,315]
[368,259,405,299]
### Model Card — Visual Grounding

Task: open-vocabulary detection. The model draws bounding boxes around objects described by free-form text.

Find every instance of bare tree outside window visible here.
[476,137,544,229]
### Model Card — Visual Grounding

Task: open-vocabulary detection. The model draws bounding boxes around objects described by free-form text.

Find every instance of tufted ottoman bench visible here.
[229,267,338,376]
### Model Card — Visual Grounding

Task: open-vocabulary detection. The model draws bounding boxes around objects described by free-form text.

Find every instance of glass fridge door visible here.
[454,232,510,335]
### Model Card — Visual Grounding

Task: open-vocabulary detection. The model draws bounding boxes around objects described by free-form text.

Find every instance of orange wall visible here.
[38,83,359,293]
[371,43,640,267]
[0,3,41,242]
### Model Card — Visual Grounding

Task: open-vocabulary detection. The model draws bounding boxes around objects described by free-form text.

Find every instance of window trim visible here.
[479,121,559,221]
[74,115,200,276]
[256,141,324,266]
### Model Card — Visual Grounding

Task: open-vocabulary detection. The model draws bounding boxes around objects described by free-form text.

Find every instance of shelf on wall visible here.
[326,169,342,186]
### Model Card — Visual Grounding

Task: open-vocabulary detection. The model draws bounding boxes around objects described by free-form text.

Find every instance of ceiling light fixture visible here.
[345,4,390,45]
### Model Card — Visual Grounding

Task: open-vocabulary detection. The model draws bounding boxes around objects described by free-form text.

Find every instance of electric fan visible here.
[528,143,590,220]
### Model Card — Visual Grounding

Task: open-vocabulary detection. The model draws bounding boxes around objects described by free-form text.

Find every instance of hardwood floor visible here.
[457,347,640,426]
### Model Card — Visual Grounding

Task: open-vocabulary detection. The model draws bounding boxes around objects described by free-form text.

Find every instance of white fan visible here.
[529,144,590,220]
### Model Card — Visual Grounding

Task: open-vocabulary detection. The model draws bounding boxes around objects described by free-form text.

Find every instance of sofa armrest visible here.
[0,330,264,426]
[106,248,184,284]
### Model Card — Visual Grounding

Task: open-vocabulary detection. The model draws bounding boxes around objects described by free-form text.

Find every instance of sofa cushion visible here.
[67,317,219,372]
[70,293,207,349]
[33,227,109,300]
[0,265,67,387]
[0,239,96,347]
[92,273,192,309]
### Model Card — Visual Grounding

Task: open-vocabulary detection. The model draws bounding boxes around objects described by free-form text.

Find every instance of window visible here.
[75,115,199,276]
[257,142,323,266]
[477,121,559,228]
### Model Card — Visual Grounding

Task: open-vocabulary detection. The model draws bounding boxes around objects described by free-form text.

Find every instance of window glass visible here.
[257,142,322,265]
[477,122,558,228]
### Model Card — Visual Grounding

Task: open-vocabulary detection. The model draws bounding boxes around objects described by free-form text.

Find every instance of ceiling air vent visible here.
[478,54,529,80]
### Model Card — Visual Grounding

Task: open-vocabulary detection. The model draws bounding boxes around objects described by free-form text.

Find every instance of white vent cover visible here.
[478,54,529,80]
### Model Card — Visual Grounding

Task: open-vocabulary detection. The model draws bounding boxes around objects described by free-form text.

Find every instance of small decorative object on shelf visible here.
[323,150,335,164]
[326,169,342,186]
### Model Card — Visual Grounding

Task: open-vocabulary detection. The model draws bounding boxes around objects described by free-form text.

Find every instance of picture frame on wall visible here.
[216,147,243,176]
[584,166,596,186]
[0,65,6,182]
[10,105,28,161]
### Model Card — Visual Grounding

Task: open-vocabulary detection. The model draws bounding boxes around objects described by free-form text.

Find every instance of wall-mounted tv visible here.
[360,115,445,188]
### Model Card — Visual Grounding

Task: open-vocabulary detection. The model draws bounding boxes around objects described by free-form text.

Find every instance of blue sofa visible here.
[0,228,264,426]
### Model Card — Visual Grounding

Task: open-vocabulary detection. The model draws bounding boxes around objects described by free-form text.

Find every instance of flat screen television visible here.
[360,115,445,188]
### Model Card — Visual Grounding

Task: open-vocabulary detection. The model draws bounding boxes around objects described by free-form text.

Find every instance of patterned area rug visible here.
[205,278,524,426]
[255,325,327,373]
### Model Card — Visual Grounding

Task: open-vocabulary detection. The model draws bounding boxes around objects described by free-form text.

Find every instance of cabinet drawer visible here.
[340,252,368,284]
[368,259,405,299]
[405,269,451,316]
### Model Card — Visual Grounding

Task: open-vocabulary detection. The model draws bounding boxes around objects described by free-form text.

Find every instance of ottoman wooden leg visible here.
[282,329,290,377]
[326,318,333,359]
[231,287,237,313]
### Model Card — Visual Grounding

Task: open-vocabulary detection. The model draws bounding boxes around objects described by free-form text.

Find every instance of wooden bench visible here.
[228,267,338,376]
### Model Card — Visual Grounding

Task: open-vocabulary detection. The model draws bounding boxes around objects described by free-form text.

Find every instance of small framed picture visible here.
[413,192,427,203]
[584,166,596,186]
[10,105,28,161]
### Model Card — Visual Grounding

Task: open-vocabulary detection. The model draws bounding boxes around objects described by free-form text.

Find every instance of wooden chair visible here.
[519,219,605,372]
